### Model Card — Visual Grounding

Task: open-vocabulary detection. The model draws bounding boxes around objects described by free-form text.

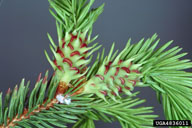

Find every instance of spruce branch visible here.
[1,0,192,127]
[71,92,157,128]
[123,34,192,122]
[0,71,60,127]
[48,0,104,33]
[76,33,192,126]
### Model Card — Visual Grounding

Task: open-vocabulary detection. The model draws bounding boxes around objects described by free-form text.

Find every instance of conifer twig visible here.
[0,0,192,128]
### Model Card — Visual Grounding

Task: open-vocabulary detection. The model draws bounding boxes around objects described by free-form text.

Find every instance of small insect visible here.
[56,94,71,105]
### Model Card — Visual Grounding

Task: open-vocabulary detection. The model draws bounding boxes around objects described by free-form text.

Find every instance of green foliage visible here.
[82,41,143,101]
[1,85,157,128]
[0,71,59,127]
[45,30,101,84]
[73,118,96,128]
[73,92,157,128]
[45,0,104,84]
[84,33,192,125]
[1,0,192,127]
[14,95,92,128]
[48,0,104,33]
[115,33,192,123]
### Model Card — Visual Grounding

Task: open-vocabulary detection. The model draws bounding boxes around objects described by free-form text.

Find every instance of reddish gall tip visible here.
[119,77,125,85]
[70,51,80,57]
[108,61,113,66]
[53,71,56,76]
[67,43,74,50]
[37,73,42,83]
[111,91,117,96]
[43,76,47,84]
[70,67,80,74]
[79,37,83,44]
[53,59,57,66]
[7,88,11,94]
[15,86,18,91]
[115,67,120,76]
[57,66,63,71]
[131,70,140,73]
[104,65,109,75]
[121,67,130,73]
[125,87,131,90]
[110,76,114,81]
[56,47,65,58]
[95,74,104,81]
[80,56,85,60]
[63,58,73,67]
[85,37,87,42]
[83,51,88,54]
[100,91,107,96]
[118,60,123,65]
[80,43,87,48]
[91,83,96,87]
[117,86,122,92]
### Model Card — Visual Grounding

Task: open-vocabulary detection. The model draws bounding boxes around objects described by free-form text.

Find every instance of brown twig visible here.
[2,98,58,128]
[2,66,88,128]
